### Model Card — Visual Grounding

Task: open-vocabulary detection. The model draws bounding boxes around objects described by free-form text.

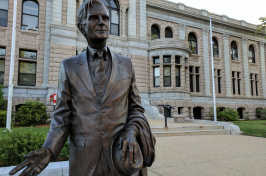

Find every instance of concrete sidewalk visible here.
[148,135,266,176]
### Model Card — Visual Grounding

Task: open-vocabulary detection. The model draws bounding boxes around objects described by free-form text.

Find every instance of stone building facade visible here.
[1,0,266,119]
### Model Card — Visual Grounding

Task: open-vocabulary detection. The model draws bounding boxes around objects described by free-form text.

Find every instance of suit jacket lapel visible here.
[75,49,98,102]
[102,47,122,104]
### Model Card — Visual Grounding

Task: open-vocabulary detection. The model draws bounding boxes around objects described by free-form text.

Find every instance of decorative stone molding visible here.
[201,9,208,16]
[221,15,228,21]
[203,28,209,35]
[178,3,185,10]
[241,20,247,26]
[223,33,229,40]
[242,37,247,44]
[260,42,265,48]
[179,23,186,31]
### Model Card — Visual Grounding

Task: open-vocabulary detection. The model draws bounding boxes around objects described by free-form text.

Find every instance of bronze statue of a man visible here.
[10,0,155,175]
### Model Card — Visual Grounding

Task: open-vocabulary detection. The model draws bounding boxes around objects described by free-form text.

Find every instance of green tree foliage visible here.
[256,16,266,39]
[15,98,49,126]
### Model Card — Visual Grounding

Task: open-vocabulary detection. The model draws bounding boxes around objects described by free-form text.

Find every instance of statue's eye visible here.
[89,15,98,20]
[102,16,109,21]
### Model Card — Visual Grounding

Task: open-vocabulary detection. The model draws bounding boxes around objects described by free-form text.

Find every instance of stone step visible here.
[152,129,231,137]
[151,126,223,132]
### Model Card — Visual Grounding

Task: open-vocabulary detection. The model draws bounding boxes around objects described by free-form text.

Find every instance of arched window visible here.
[151,25,160,40]
[165,27,173,38]
[231,42,238,60]
[101,0,120,36]
[188,33,197,54]
[212,37,219,58]
[0,0,8,27]
[21,0,39,31]
[249,45,255,63]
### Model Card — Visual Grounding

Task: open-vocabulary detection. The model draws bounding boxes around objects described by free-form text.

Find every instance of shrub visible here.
[15,98,49,126]
[256,108,266,120]
[0,130,44,166]
[207,107,239,121]
[0,110,7,126]
[0,84,7,111]
[0,129,69,166]
[218,108,239,121]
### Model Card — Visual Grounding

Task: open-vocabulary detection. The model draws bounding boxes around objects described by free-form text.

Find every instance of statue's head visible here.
[77,0,110,48]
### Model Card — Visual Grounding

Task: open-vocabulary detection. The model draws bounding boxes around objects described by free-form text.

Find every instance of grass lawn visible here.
[0,126,50,140]
[232,120,266,138]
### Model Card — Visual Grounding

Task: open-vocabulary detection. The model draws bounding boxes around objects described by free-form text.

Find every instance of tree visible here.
[256,17,266,39]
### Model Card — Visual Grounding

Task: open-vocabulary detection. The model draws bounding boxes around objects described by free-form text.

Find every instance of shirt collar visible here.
[87,45,108,62]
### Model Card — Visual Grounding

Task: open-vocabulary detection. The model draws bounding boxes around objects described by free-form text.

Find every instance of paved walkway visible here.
[147,119,266,176]
[148,119,214,127]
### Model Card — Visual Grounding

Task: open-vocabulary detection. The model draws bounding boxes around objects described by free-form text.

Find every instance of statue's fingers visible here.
[118,137,123,150]
[19,166,32,176]
[26,167,37,176]
[133,143,138,163]
[33,166,42,174]
[129,142,134,164]
[23,149,40,159]
[121,140,128,162]
[9,159,29,175]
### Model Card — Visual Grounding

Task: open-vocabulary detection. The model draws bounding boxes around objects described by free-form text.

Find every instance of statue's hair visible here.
[77,0,105,28]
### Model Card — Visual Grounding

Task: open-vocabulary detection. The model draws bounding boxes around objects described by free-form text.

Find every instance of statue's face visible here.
[84,3,110,41]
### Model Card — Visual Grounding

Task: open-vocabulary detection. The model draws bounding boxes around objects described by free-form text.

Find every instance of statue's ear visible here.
[78,23,86,37]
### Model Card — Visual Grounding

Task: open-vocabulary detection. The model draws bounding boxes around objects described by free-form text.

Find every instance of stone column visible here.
[121,6,128,37]
[128,0,136,37]
[223,33,232,96]
[179,24,186,40]
[259,42,266,98]
[139,0,147,39]
[202,28,211,96]
[242,37,250,97]
[43,0,53,86]
[52,0,63,24]
[67,0,76,26]
[79,0,83,7]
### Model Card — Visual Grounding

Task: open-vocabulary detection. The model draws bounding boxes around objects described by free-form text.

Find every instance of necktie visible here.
[95,50,105,82]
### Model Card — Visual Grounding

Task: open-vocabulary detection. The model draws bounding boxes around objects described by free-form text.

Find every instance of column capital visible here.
[121,6,128,11]
[179,23,186,30]
[202,28,209,35]
[242,37,248,44]
[260,42,265,48]
[223,33,229,40]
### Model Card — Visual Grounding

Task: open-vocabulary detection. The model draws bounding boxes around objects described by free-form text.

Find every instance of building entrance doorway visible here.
[193,107,202,119]
[237,108,243,119]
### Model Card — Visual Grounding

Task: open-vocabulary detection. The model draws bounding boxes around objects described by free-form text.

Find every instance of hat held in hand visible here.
[111,133,143,176]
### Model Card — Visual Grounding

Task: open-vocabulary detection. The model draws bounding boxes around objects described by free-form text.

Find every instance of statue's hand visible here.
[9,148,53,176]
[118,129,138,164]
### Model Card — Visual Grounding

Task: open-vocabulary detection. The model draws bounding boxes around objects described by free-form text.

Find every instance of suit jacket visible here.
[43,47,155,176]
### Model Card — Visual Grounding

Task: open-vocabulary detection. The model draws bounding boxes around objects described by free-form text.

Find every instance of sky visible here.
[168,0,265,25]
